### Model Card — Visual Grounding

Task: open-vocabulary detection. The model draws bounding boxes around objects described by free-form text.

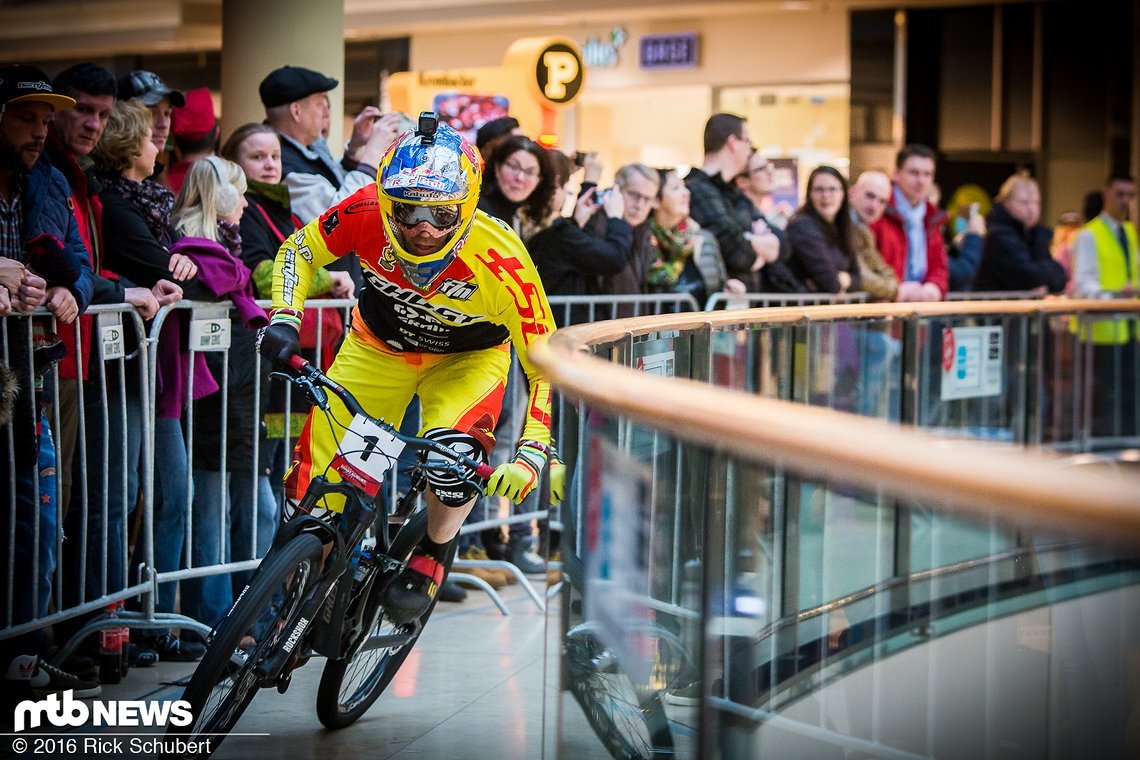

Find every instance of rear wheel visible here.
[315,509,453,729]
[167,533,325,758]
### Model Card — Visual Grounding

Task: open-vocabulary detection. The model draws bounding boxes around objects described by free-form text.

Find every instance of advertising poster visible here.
[765,157,799,229]
[584,433,656,687]
[941,325,1004,400]
[431,91,511,145]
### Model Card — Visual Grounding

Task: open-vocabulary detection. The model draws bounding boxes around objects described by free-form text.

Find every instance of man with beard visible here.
[0,64,97,706]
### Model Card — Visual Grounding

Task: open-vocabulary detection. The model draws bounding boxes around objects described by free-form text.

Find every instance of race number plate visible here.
[338,414,406,485]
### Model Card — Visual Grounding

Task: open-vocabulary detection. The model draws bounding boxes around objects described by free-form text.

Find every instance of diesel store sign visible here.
[639,32,699,70]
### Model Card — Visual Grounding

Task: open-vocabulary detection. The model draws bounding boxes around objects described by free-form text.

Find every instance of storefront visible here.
[401,7,853,206]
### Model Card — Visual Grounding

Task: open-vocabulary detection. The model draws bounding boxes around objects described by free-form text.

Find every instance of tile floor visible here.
[87,580,614,760]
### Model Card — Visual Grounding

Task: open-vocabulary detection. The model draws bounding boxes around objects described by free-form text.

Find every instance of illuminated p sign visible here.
[535,43,583,106]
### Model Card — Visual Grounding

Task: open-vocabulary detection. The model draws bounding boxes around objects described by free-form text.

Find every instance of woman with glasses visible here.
[787,165,862,294]
[478,134,556,239]
[471,134,558,573]
[647,168,745,306]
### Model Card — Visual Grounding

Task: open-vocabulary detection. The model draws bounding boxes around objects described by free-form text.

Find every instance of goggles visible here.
[391,202,461,231]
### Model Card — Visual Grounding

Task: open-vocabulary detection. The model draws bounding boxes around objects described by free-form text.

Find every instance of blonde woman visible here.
[169,155,275,633]
[973,172,1066,293]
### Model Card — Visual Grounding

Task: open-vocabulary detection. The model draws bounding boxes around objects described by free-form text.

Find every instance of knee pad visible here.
[421,428,487,507]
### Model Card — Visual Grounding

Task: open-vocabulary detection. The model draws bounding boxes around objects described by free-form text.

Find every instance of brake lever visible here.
[269,370,329,410]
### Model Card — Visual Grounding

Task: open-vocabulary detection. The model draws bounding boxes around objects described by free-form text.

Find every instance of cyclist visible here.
[258,114,563,620]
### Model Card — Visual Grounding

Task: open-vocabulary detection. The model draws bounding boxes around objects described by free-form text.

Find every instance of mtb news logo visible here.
[13,690,193,733]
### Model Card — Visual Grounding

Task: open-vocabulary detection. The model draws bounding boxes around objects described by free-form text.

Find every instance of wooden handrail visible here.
[529,299,1140,546]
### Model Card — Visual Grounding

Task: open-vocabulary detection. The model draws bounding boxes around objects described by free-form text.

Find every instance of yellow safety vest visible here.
[1071,217,1140,344]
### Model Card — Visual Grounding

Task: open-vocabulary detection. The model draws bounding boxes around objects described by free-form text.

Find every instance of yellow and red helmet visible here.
[376,115,482,288]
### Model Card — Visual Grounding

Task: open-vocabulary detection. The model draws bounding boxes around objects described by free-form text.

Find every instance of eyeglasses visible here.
[621,188,656,206]
[392,202,461,231]
[749,163,773,175]
[501,160,540,179]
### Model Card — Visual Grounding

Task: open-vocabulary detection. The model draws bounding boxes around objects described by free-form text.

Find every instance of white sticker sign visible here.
[636,350,675,376]
[941,325,1003,401]
[190,318,231,352]
[339,414,406,484]
[99,313,124,360]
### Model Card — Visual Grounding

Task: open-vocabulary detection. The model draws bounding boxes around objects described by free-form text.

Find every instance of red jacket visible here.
[45,129,108,380]
[869,191,949,297]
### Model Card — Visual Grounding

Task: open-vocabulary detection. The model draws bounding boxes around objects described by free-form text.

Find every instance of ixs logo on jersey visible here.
[13,690,193,733]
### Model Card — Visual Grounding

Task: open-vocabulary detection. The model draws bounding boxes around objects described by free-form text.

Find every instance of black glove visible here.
[256,323,300,368]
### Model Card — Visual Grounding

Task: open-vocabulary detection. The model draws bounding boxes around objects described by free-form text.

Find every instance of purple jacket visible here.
[172,237,268,329]
[154,238,268,419]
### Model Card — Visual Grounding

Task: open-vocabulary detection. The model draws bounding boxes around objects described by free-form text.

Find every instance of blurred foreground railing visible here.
[535,299,1140,760]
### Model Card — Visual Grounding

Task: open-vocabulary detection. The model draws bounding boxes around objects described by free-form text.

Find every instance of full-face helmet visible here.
[376,114,482,289]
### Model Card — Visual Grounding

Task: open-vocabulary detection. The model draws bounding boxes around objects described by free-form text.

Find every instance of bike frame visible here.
[228,355,492,681]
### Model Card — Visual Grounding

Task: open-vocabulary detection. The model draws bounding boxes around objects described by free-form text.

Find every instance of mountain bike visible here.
[558,510,687,759]
[166,355,492,758]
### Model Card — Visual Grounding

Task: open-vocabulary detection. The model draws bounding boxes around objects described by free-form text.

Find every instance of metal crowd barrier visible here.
[1,304,156,650]
[704,291,869,310]
[945,289,1044,301]
[9,289,1111,659]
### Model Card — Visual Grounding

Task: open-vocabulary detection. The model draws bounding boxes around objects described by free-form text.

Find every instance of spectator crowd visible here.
[0,59,1136,712]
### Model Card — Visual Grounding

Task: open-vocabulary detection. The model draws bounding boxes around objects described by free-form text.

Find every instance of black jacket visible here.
[689,168,802,292]
[787,212,861,294]
[238,182,297,271]
[528,216,633,326]
[477,185,522,229]
[973,204,1066,293]
[588,213,655,304]
[99,190,208,299]
[725,189,801,293]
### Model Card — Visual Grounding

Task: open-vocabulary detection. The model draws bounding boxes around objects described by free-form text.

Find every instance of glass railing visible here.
[536,300,1140,760]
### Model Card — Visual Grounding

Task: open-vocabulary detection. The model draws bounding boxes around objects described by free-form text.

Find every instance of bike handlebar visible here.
[282,354,495,481]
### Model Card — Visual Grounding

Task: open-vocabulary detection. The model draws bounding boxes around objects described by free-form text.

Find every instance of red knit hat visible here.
[171,88,216,141]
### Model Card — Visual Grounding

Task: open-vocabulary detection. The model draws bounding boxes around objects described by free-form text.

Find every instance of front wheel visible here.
[167,533,325,759]
[315,509,451,729]
[564,627,677,760]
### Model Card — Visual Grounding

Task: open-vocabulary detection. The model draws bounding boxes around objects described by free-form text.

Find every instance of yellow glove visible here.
[548,449,566,505]
[485,442,547,503]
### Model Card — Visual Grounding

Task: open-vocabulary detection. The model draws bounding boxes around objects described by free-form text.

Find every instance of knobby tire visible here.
[167,533,325,759]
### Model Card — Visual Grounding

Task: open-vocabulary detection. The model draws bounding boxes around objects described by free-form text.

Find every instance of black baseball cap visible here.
[117,70,185,108]
[475,116,520,153]
[0,64,75,111]
[259,65,338,109]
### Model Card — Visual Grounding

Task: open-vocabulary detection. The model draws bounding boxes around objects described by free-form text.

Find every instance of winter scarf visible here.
[894,184,928,283]
[98,173,174,241]
[647,218,695,288]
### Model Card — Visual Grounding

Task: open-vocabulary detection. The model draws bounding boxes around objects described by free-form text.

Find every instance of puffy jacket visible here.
[870,191,949,296]
[0,157,94,464]
[974,203,1066,293]
[20,158,95,312]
